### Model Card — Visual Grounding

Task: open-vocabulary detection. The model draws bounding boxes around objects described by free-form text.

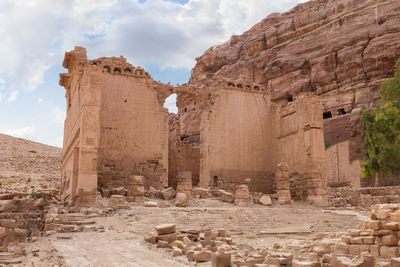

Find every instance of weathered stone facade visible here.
[170,80,327,205]
[60,47,172,206]
[60,0,400,207]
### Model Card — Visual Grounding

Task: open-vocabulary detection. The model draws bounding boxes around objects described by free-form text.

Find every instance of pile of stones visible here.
[145,223,233,266]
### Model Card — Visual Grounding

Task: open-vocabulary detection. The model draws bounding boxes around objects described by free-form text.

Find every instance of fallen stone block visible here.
[144,201,158,207]
[193,188,212,199]
[172,247,183,257]
[194,250,212,262]
[161,187,176,200]
[158,201,170,208]
[155,223,176,235]
[157,240,169,248]
[259,195,272,206]
[111,187,126,196]
[212,252,231,267]
[144,232,157,244]
[176,193,187,207]
[221,191,234,203]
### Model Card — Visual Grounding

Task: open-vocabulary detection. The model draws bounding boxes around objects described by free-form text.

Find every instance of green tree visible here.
[362,59,400,178]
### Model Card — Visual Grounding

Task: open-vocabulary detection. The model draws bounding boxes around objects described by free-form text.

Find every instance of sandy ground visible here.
[23,199,366,267]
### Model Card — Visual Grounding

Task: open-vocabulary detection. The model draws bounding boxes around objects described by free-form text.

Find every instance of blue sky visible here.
[0,0,306,147]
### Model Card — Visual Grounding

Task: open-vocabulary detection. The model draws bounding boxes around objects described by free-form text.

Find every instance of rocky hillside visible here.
[0,134,61,193]
[191,0,400,100]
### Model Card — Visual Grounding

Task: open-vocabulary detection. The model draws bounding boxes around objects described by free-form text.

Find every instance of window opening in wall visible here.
[213,176,219,187]
[184,107,187,112]
[124,68,132,74]
[103,66,111,73]
[163,94,177,114]
[194,101,196,106]
[323,111,333,119]
[337,108,346,115]
[288,95,293,102]
[114,67,121,73]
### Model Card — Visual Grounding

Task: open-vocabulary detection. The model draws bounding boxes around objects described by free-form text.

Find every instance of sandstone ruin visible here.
[1,0,400,266]
[58,0,400,208]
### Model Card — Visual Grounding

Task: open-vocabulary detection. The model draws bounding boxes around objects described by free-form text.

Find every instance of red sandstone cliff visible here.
[187,0,400,160]
[190,0,400,100]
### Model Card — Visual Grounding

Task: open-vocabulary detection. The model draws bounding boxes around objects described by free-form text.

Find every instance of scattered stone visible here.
[161,187,176,200]
[109,195,129,209]
[157,240,169,248]
[155,224,176,235]
[172,247,183,257]
[111,187,126,196]
[176,193,188,207]
[212,252,231,267]
[158,201,171,208]
[194,250,212,262]
[193,188,212,199]
[144,201,158,207]
[221,191,234,203]
[259,195,272,206]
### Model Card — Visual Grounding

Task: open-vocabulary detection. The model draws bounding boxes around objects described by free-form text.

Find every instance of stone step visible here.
[61,219,96,225]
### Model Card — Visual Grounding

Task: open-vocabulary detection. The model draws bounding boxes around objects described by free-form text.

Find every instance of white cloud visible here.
[0,0,306,91]
[7,90,19,102]
[52,106,66,124]
[164,93,178,114]
[0,78,5,84]
[37,98,43,103]
[5,126,35,139]
[0,93,2,102]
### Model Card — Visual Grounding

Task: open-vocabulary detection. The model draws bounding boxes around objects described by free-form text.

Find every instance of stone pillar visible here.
[275,162,291,205]
[127,175,145,202]
[234,185,252,206]
[176,171,192,198]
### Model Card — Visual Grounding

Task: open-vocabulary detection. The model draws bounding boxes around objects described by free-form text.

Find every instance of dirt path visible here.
[24,200,364,266]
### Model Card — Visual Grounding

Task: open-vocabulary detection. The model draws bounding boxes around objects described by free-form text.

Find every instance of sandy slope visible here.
[0,134,61,193]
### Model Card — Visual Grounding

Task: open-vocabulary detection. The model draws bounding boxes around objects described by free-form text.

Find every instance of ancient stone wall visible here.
[168,113,200,189]
[60,47,100,206]
[325,141,362,188]
[198,82,276,192]
[275,94,327,203]
[60,47,171,206]
[96,57,169,191]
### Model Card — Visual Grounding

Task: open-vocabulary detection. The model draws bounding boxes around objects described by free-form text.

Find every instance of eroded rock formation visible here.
[189,0,400,160]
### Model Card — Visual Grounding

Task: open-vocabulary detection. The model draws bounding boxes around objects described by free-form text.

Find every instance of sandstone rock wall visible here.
[189,0,400,162]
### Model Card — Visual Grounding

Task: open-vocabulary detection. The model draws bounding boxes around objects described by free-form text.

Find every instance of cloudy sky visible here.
[0,0,306,147]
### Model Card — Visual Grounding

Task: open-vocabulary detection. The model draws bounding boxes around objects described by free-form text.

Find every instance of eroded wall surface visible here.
[275,95,327,202]
[325,141,362,188]
[60,47,101,206]
[199,82,276,193]
[60,47,170,206]
[97,59,169,190]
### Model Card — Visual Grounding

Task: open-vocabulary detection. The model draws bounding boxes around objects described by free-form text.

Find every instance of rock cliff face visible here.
[189,0,400,159]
